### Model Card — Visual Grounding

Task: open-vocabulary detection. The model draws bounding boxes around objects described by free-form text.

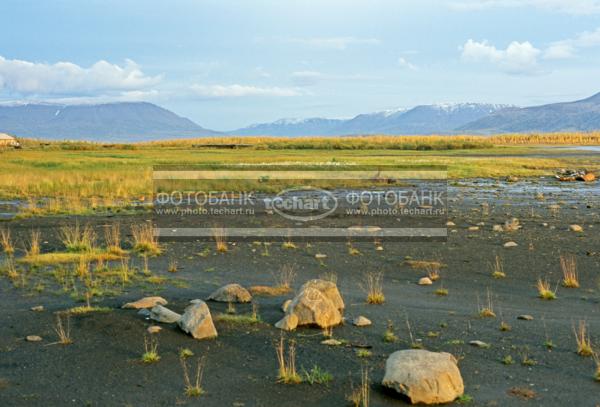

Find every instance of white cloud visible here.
[544,27,600,59]
[461,39,541,74]
[0,56,160,96]
[291,71,324,86]
[397,57,418,71]
[449,0,600,15]
[290,71,380,87]
[286,37,380,50]
[190,84,302,98]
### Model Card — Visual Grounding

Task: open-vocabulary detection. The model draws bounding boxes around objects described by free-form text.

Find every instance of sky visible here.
[1,0,600,130]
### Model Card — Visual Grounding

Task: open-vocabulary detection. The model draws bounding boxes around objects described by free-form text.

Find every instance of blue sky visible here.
[1,0,600,130]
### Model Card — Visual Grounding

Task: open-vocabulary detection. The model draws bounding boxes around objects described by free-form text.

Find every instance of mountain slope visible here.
[230,103,511,136]
[232,117,344,136]
[0,102,219,141]
[459,93,600,133]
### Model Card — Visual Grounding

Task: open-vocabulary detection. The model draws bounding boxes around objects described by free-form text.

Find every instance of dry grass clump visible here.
[104,223,125,255]
[362,271,385,304]
[593,353,600,381]
[26,230,41,257]
[249,285,290,296]
[131,223,161,255]
[53,313,72,345]
[537,278,557,300]
[212,227,228,253]
[141,335,160,363]
[0,228,15,255]
[478,289,496,318]
[560,254,579,288]
[180,356,205,397]
[425,264,440,281]
[574,320,593,356]
[275,336,301,384]
[60,222,95,252]
[273,264,298,291]
[168,258,178,273]
[347,366,370,407]
[490,255,506,279]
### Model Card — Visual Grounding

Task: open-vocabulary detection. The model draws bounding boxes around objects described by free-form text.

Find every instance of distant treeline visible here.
[15,132,600,151]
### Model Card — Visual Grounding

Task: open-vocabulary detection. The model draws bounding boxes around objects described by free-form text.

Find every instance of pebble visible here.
[352,316,372,327]
[321,338,343,346]
[504,241,518,248]
[569,224,583,232]
[26,335,43,342]
[518,314,534,321]
[418,277,433,285]
[469,340,490,348]
[147,325,162,334]
[30,305,44,312]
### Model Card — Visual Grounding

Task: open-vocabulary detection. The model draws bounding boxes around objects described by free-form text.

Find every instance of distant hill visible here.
[459,93,600,133]
[0,102,219,142]
[230,103,511,136]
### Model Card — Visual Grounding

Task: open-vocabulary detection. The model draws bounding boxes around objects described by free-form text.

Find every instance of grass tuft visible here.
[180,356,205,397]
[131,223,161,255]
[212,227,228,253]
[141,335,160,363]
[362,271,385,304]
[0,228,15,255]
[537,278,557,300]
[302,365,333,385]
[574,320,593,356]
[275,336,301,384]
[60,222,95,252]
[560,254,579,288]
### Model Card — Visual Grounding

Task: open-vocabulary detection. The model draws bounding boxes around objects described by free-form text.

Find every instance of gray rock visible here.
[352,316,372,327]
[150,305,181,323]
[382,349,464,404]
[207,283,252,303]
[178,300,218,340]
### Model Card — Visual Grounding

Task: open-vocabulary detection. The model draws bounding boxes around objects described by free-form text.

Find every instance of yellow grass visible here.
[19,250,123,265]
[60,222,95,252]
[26,230,41,257]
[362,271,385,304]
[0,228,14,255]
[275,336,301,384]
[560,254,579,288]
[104,223,125,255]
[131,223,161,255]
[249,285,291,296]
[537,278,557,300]
[404,260,445,270]
[574,320,593,356]
[212,227,228,253]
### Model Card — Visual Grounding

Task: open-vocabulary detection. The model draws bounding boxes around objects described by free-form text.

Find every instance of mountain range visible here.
[0,93,599,141]
[0,102,218,142]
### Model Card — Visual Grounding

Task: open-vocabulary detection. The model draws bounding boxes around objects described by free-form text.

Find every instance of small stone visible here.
[446,221,456,227]
[418,277,433,286]
[469,340,490,348]
[468,226,479,231]
[30,305,44,312]
[518,314,534,321]
[138,308,151,317]
[375,246,384,251]
[147,325,162,334]
[321,338,343,346]
[493,225,503,232]
[315,253,327,259]
[26,335,42,342]
[503,241,518,248]
[122,296,168,309]
[541,223,548,227]
[569,224,583,232]
[352,316,372,327]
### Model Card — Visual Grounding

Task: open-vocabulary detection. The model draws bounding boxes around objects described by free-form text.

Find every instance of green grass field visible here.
[2,135,599,216]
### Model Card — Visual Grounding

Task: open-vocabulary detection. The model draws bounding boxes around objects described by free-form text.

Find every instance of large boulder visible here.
[207,283,252,303]
[150,305,181,323]
[382,349,464,404]
[122,296,167,309]
[178,300,218,340]
[275,279,344,331]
